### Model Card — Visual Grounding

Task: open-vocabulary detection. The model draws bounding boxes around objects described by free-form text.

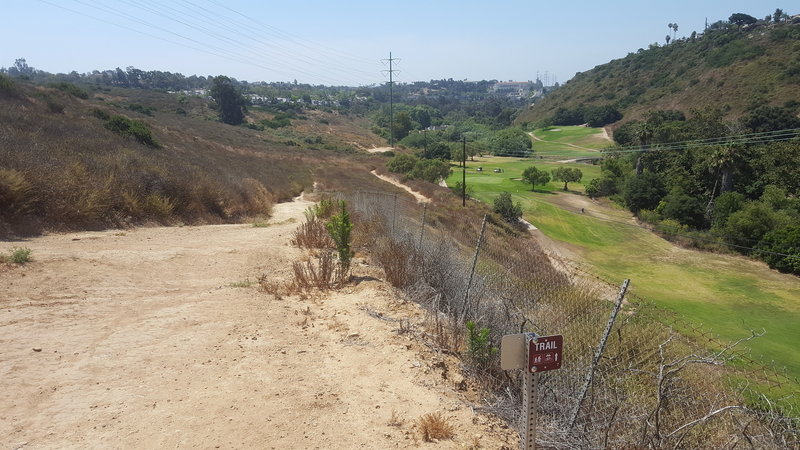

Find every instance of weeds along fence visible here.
[340,190,798,449]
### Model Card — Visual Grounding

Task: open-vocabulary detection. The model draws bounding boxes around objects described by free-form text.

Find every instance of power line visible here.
[42,0,377,85]
[534,128,800,157]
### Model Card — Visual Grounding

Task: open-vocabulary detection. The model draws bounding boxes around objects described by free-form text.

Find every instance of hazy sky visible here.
[2,1,788,86]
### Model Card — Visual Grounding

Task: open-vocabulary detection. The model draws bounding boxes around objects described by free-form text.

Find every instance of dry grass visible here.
[290,215,333,249]
[0,79,388,237]
[416,411,455,442]
[291,251,349,292]
[387,410,405,427]
[373,237,416,288]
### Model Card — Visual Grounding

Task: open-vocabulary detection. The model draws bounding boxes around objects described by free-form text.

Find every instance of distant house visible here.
[491,81,533,98]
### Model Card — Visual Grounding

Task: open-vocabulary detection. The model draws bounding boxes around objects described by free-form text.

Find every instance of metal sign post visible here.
[501,332,563,450]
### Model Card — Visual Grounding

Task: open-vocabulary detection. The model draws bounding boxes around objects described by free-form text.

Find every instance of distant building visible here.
[490,81,533,98]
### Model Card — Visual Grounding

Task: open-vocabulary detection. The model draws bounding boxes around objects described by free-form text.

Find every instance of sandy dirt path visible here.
[0,199,516,449]
[370,171,430,203]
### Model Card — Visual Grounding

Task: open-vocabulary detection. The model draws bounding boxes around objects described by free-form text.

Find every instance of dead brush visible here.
[291,251,349,292]
[258,275,292,299]
[416,411,455,442]
[290,215,333,249]
[373,237,416,288]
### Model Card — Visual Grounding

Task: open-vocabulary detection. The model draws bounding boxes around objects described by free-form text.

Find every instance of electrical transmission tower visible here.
[381,52,400,147]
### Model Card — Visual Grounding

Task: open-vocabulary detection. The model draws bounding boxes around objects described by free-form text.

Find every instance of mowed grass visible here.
[447,148,800,384]
[531,125,613,160]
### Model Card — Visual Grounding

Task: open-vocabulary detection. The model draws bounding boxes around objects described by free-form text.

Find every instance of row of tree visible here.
[591,106,800,273]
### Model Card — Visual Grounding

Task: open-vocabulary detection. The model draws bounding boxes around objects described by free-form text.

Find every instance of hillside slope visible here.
[519,20,800,126]
[0,77,387,236]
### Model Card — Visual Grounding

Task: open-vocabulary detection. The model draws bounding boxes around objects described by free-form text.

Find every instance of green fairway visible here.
[531,125,613,160]
[447,147,800,384]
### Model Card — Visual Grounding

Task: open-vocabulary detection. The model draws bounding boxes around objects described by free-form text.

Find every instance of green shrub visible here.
[325,200,354,270]
[143,193,175,218]
[386,153,419,174]
[47,82,89,99]
[45,97,64,114]
[91,108,110,120]
[493,192,522,222]
[1,247,32,264]
[465,321,498,369]
[126,103,154,116]
[0,168,34,217]
[104,115,160,148]
[0,73,18,97]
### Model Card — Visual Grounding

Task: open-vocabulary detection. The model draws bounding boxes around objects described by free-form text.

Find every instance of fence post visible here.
[522,367,538,450]
[569,279,630,428]
[418,202,427,252]
[460,214,488,323]
[392,192,398,235]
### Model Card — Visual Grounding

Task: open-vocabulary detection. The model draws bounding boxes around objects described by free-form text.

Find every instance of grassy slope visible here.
[447,127,800,382]
[0,80,390,236]
[518,21,800,126]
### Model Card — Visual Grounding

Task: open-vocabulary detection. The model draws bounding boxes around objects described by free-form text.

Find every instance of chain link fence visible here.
[341,190,798,449]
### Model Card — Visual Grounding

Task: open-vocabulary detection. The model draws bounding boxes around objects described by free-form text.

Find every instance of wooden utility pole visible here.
[462,137,466,207]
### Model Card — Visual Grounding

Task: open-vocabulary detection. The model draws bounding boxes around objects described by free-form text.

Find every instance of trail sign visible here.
[528,334,562,373]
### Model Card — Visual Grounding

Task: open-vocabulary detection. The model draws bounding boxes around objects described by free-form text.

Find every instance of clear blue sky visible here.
[1,0,788,86]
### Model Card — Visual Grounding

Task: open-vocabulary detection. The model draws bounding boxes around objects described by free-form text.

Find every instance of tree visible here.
[660,188,706,228]
[757,225,800,274]
[773,8,784,23]
[552,167,583,191]
[723,202,784,251]
[386,153,418,174]
[392,111,413,141]
[623,171,666,213]
[665,35,671,45]
[488,127,532,156]
[210,75,247,125]
[728,13,757,27]
[493,192,522,222]
[742,106,800,133]
[410,159,451,183]
[521,166,551,191]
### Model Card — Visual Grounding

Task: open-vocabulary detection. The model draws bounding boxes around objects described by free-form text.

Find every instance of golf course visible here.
[446,126,800,388]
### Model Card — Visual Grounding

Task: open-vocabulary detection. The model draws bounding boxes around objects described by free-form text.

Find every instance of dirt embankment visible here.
[0,199,516,448]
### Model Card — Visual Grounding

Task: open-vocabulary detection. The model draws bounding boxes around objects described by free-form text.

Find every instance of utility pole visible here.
[462,137,466,207]
[381,52,400,148]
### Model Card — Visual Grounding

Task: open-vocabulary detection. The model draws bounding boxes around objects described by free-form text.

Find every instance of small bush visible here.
[0,73,19,96]
[291,215,333,249]
[0,168,34,218]
[326,200,354,270]
[373,238,415,288]
[47,82,89,99]
[46,98,65,114]
[104,115,160,148]
[91,108,110,120]
[291,251,348,291]
[493,192,522,222]
[142,193,175,219]
[416,412,455,442]
[126,103,154,116]
[1,247,32,264]
[465,320,498,369]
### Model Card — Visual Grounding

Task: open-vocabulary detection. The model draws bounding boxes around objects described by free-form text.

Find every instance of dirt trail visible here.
[370,171,431,203]
[0,199,516,449]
